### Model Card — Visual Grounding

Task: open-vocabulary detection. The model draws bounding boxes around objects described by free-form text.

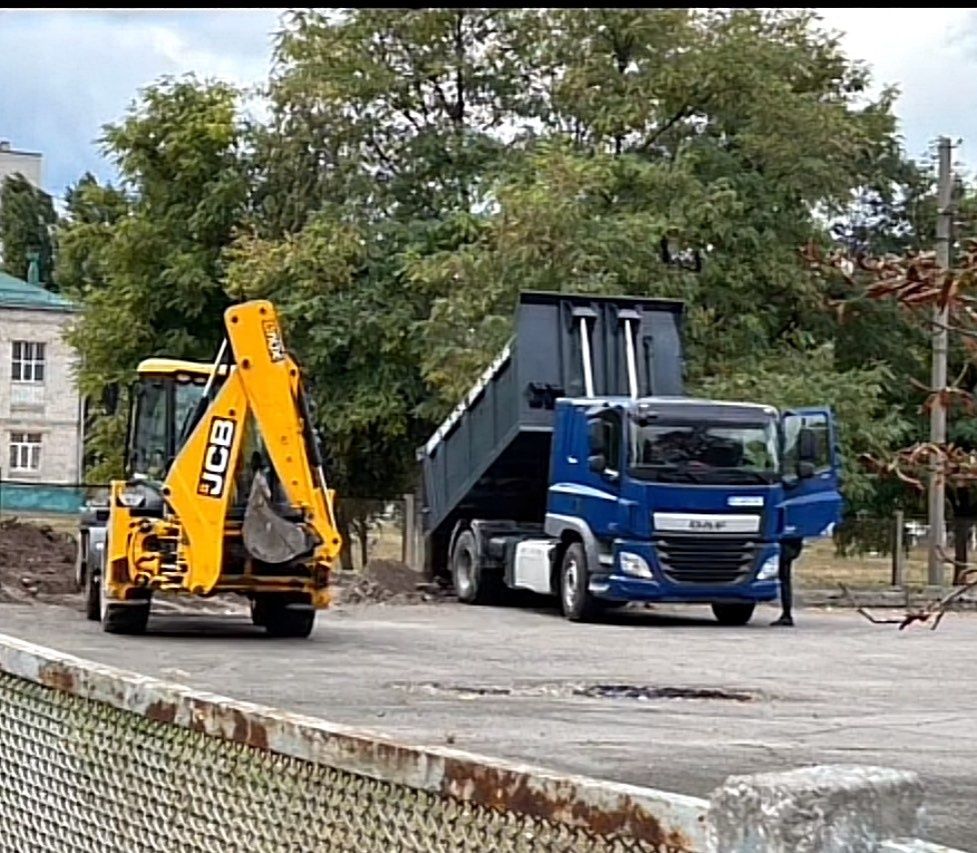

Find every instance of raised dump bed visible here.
[419,291,684,578]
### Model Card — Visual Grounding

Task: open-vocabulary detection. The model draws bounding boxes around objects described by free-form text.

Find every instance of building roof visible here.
[0,271,75,312]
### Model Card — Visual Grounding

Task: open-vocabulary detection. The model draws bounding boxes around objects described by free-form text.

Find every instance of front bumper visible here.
[588,540,780,604]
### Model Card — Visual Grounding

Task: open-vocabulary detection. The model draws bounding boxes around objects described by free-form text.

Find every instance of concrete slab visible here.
[0,599,973,849]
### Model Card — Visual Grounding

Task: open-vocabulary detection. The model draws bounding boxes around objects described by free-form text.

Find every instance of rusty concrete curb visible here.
[0,632,709,851]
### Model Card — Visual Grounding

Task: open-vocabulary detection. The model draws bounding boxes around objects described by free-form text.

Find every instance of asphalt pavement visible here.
[0,597,973,849]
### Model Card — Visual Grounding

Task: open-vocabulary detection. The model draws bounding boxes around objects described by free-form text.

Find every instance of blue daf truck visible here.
[418,292,843,624]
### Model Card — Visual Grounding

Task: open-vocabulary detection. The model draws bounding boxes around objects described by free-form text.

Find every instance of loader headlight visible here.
[756,555,780,581]
[619,551,653,580]
[117,487,146,508]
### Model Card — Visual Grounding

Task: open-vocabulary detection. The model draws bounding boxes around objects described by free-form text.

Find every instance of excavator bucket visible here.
[242,470,316,565]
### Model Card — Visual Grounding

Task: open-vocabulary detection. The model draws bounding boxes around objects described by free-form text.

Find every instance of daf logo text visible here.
[689,519,726,531]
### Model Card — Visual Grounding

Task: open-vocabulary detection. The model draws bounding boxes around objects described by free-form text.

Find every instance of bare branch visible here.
[639,105,693,153]
[838,583,904,624]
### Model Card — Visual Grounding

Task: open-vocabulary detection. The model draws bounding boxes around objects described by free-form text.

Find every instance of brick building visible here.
[0,269,84,510]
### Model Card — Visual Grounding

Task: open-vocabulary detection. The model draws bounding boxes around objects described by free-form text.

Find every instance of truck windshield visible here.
[629,419,779,485]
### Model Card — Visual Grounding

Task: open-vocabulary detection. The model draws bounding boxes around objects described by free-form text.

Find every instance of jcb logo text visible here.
[197,417,236,498]
[263,320,286,363]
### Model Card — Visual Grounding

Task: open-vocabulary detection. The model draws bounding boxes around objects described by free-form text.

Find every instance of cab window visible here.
[783,412,831,476]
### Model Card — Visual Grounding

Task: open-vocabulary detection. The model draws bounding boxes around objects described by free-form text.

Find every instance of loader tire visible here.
[259,595,316,638]
[85,561,100,622]
[98,553,150,634]
[102,603,150,635]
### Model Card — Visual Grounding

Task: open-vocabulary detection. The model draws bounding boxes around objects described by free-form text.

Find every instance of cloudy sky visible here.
[1,8,975,202]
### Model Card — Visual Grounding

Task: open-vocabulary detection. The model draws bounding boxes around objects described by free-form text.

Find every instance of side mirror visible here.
[798,427,818,463]
[797,460,816,479]
[588,453,607,474]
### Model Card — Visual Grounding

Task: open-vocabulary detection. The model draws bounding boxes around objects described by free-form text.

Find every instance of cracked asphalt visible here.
[0,597,973,849]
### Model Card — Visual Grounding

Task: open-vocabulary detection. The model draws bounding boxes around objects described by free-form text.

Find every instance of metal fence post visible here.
[403,492,415,568]
[892,510,905,588]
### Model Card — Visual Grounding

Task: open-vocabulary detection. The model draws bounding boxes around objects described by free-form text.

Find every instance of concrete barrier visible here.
[0,632,966,852]
[708,765,925,852]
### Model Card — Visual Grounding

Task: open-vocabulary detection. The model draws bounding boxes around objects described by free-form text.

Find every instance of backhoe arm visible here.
[163,300,342,594]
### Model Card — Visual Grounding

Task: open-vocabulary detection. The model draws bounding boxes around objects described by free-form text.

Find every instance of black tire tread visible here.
[561,541,598,623]
[258,595,316,638]
[452,530,502,606]
[711,602,755,626]
[102,602,150,635]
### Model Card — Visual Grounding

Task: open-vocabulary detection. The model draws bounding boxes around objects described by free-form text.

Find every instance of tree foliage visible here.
[58,77,246,480]
[58,9,932,524]
[0,173,57,287]
[404,9,909,444]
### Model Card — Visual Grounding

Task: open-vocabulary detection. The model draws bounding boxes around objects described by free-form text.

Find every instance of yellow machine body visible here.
[100,301,341,634]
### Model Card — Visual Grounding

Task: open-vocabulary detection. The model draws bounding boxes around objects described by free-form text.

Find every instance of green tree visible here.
[58,77,247,481]
[0,173,57,287]
[235,10,539,544]
[253,8,538,234]
[695,345,911,508]
[402,10,913,498]
[237,9,557,561]
[56,173,130,298]
[225,211,434,567]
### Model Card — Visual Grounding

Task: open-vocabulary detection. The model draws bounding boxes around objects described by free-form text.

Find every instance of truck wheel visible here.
[711,603,755,626]
[260,595,316,638]
[451,530,498,605]
[560,542,598,622]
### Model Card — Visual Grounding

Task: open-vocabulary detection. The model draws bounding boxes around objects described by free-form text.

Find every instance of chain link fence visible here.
[0,637,706,853]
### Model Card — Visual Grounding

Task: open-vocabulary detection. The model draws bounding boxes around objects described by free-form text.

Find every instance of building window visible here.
[11,341,44,382]
[9,432,41,472]
[12,341,45,383]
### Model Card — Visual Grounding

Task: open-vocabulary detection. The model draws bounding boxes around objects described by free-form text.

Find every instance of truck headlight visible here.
[756,555,779,581]
[619,552,653,579]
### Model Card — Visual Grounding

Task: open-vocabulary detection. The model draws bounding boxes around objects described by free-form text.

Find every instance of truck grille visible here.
[656,535,758,585]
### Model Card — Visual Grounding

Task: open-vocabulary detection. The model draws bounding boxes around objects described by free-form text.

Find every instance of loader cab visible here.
[126,359,217,481]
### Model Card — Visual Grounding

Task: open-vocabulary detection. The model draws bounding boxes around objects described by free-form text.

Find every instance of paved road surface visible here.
[0,598,973,849]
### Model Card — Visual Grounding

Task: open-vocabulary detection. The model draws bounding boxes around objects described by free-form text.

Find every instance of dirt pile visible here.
[0,518,79,605]
[335,559,451,605]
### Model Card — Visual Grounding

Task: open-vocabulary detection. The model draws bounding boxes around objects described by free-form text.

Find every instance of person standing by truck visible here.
[771,540,802,627]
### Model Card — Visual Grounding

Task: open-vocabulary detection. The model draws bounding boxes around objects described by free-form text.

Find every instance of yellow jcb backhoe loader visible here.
[76,300,342,637]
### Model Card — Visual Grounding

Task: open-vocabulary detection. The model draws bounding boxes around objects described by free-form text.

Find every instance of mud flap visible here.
[242,471,314,564]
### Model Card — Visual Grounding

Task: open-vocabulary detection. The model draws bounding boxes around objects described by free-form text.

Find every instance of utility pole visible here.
[928,137,954,586]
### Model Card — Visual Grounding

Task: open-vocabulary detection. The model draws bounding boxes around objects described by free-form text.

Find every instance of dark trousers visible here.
[778,553,793,617]
[778,540,800,618]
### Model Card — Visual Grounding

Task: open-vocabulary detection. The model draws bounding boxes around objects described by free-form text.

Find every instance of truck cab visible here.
[542,396,842,623]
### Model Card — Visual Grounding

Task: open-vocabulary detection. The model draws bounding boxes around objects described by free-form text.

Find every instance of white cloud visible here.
[0,9,282,198]
[815,8,977,173]
[3,8,977,200]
